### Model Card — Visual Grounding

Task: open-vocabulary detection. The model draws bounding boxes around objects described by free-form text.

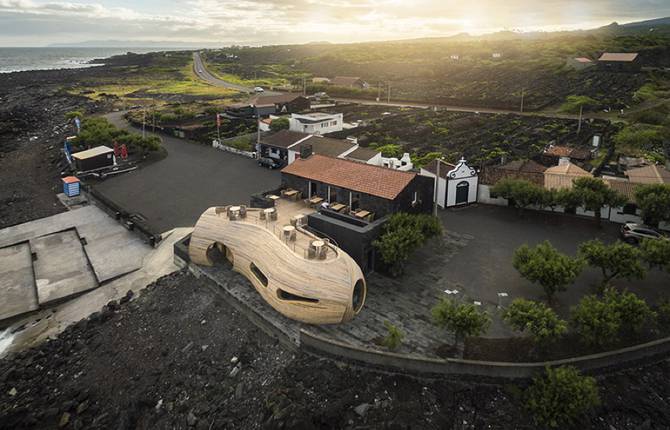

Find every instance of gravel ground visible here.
[2,270,670,429]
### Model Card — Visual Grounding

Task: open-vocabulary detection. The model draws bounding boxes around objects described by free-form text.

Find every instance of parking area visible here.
[437,205,668,329]
[95,112,280,233]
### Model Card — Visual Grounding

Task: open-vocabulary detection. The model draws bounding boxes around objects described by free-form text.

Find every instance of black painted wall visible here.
[281,172,434,219]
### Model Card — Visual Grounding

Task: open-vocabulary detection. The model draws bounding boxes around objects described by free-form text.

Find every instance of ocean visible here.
[0,47,176,73]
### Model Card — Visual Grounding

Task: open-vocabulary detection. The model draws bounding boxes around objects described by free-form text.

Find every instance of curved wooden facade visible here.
[189,205,366,324]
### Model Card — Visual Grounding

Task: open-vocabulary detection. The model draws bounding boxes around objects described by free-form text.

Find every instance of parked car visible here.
[258,157,281,169]
[620,223,664,244]
[254,86,264,93]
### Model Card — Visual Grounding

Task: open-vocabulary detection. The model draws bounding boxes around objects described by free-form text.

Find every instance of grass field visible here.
[69,58,238,101]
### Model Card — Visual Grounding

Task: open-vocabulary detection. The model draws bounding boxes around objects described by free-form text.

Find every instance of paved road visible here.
[192,52,281,96]
[95,111,280,233]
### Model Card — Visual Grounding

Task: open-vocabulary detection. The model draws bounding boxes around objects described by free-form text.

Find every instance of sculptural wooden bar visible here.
[189,204,366,324]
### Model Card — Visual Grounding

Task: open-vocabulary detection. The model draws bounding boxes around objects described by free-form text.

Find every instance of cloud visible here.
[0,0,668,46]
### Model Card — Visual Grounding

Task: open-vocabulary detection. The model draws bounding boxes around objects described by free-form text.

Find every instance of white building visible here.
[288,112,343,135]
[420,158,479,208]
[381,153,413,171]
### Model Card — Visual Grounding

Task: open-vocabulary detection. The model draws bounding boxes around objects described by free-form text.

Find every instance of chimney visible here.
[559,156,570,166]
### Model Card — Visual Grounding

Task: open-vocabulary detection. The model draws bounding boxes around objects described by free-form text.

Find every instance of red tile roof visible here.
[281,154,416,200]
[626,164,670,184]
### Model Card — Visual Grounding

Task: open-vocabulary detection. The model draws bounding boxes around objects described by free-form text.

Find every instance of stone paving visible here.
[196,229,480,359]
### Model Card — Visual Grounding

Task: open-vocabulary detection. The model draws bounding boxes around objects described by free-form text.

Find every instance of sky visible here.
[0,0,669,47]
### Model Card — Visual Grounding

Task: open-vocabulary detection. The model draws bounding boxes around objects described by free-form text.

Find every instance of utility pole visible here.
[377,81,381,102]
[152,106,156,134]
[142,109,146,139]
[577,105,583,134]
[256,112,261,154]
[520,88,525,113]
[433,159,443,216]
[303,77,306,96]
[387,82,391,104]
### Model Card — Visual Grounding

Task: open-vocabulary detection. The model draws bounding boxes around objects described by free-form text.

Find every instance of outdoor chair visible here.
[270,211,278,221]
[307,247,317,259]
[239,206,247,218]
[259,211,266,220]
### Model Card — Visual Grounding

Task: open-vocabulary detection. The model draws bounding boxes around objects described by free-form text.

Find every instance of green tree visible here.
[513,241,584,302]
[559,95,599,113]
[269,116,289,132]
[65,110,84,120]
[373,143,403,158]
[381,321,404,351]
[431,298,490,353]
[634,184,670,227]
[640,238,670,273]
[570,293,621,347]
[604,288,656,335]
[491,178,545,214]
[526,366,600,428]
[571,288,654,346]
[503,299,567,345]
[373,213,442,277]
[578,240,645,287]
[568,177,627,227]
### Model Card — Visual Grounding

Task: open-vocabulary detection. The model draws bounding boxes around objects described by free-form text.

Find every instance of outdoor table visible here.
[330,203,345,212]
[267,194,280,201]
[354,210,371,219]
[309,196,324,206]
[284,189,299,200]
[311,240,325,248]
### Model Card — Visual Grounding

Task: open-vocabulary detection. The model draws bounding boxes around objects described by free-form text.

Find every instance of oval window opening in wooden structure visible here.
[352,279,366,313]
[207,242,233,268]
[250,262,268,287]
[277,289,319,303]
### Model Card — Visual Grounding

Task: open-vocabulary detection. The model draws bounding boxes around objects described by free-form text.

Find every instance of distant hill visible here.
[48,40,222,49]
[621,17,670,28]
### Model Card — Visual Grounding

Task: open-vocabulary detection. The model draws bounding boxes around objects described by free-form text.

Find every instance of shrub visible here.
[373,213,442,277]
[566,177,627,227]
[503,299,567,345]
[381,321,404,351]
[491,178,545,213]
[578,240,645,288]
[75,116,161,155]
[526,366,600,428]
[570,293,621,347]
[570,288,654,346]
[634,184,670,227]
[559,95,599,113]
[270,116,289,132]
[604,288,655,335]
[640,238,670,272]
[431,298,490,348]
[513,241,583,302]
[656,299,670,330]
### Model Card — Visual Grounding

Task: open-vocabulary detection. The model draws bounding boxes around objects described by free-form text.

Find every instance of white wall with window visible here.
[289,113,343,135]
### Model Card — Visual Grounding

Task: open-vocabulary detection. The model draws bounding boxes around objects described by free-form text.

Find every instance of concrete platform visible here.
[30,229,98,305]
[0,243,38,321]
[0,205,149,283]
[0,205,152,321]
